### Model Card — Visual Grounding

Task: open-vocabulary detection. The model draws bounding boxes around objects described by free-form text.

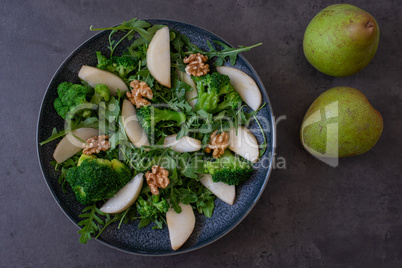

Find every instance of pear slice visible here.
[163,134,201,153]
[53,128,99,163]
[200,174,235,205]
[100,173,144,214]
[216,66,262,111]
[177,70,197,108]
[166,202,195,251]
[147,27,171,88]
[78,65,128,96]
[121,100,150,148]
[228,126,259,163]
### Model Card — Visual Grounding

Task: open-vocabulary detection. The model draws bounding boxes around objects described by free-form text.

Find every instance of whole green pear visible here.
[303,4,380,77]
[300,87,383,158]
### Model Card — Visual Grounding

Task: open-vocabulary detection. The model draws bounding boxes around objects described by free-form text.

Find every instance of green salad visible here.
[40,18,265,250]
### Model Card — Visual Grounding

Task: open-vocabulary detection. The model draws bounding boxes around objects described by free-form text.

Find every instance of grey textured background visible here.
[1,0,402,267]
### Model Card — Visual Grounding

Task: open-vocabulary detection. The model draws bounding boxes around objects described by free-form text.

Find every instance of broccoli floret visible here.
[96,51,109,69]
[90,84,110,104]
[192,72,242,113]
[204,150,253,186]
[209,71,232,93]
[66,154,132,205]
[110,159,132,186]
[77,154,96,166]
[136,194,170,221]
[153,197,170,213]
[54,82,91,119]
[96,51,138,79]
[136,105,186,142]
[214,91,243,112]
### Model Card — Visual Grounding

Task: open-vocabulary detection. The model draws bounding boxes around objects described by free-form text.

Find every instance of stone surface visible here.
[1,0,402,266]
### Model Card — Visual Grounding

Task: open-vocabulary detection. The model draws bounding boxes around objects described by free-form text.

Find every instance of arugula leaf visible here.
[177,188,198,204]
[77,203,106,244]
[133,69,154,88]
[171,79,191,102]
[191,181,215,218]
[180,32,262,66]
[171,30,185,55]
[170,31,188,71]
[105,97,120,123]
[39,117,99,145]
[253,114,268,157]
[77,203,140,243]
[138,218,151,229]
[180,154,206,179]
[95,207,138,238]
[108,133,120,150]
[199,198,215,218]
[171,178,216,218]
[152,218,165,230]
[90,18,164,56]
[169,188,182,214]
[208,40,262,66]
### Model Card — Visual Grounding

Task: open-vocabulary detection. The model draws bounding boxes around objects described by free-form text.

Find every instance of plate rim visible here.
[36,18,276,256]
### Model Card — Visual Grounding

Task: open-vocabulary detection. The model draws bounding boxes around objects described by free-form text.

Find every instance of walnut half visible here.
[145,165,170,195]
[82,135,110,155]
[183,53,210,77]
[205,130,229,158]
[126,80,153,109]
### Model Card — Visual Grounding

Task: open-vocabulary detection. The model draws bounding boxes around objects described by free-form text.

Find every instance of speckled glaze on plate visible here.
[37,19,276,255]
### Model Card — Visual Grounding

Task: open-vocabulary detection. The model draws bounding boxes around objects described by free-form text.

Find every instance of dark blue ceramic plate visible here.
[37,19,276,255]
